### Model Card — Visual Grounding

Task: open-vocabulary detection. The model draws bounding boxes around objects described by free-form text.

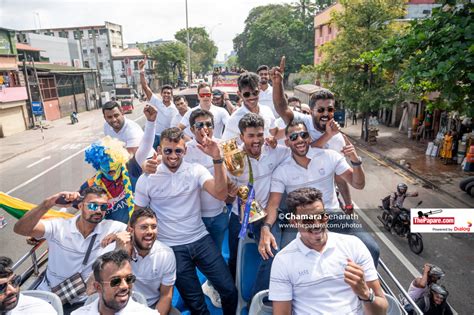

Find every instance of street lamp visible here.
[185,0,192,85]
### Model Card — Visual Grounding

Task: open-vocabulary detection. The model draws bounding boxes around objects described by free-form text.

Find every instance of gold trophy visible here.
[237,186,267,223]
[221,138,246,176]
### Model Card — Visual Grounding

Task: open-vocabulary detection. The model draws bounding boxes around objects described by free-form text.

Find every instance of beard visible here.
[0,291,19,312]
[101,289,130,312]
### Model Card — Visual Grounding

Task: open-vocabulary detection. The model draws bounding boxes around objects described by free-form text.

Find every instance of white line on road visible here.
[26,156,51,169]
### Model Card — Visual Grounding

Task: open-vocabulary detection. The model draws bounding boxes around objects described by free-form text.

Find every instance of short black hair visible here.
[288,96,301,104]
[256,65,269,73]
[237,72,259,92]
[93,250,130,282]
[285,119,308,135]
[212,89,223,96]
[161,85,173,94]
[238,113,264,134]
[102,101,121,114]
[189,109,214,128]
[287,188,324,215]
[82,186,107,199]
[160,127,184,143]
[173,96,186,103]
[129,207,156,228]
[309,89,335,109]
[0,256,13,278]
[197,82,212,94]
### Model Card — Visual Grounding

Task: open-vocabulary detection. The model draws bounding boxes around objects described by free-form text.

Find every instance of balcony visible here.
[0,86,28,103]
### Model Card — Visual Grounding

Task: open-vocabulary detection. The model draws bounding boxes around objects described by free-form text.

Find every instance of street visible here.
[0,101,473,314]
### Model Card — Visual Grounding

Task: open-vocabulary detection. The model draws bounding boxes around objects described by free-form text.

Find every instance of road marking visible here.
[26,156,51,169]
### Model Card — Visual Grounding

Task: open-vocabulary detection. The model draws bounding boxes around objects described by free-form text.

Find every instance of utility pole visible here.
[185,0,192,85]
[22,52,34,128]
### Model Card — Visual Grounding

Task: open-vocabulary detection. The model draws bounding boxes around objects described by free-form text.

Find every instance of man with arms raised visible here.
[270,188,388,315]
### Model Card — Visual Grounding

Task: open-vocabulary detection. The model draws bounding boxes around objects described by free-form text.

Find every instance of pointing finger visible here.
[280,56,286,72]
[342,133,351,145]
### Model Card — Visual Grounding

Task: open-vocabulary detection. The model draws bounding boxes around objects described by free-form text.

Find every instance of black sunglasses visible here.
[102,274,136,288]
[194,121,214,130]
[288,131,310,142]
[163,148,185,156]
[0,275,21,294]
[242,90,259,98]
[316,106,335,113]
[86,202,108,212]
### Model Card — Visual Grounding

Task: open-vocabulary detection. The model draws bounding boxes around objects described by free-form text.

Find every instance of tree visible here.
[145,41,187,85]
[372,2,473,115]
[175,27,218,76]
[225,55,239,69]
[316,0,406,141]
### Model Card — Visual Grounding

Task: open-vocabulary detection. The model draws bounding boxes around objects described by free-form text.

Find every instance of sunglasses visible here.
[0,275,21,294]
[102,274,136,288]
[86,202,108,212]
[194,121,214,130]
[288,131,310,142]
[316,106,335,113]
[163,148,185,156]
[199,93,212,98]
[242,90,259,98]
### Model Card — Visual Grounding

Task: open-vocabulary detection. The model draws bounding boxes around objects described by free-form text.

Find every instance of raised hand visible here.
[341,134,358,161]
[138,56,147,71]
[197,129,221,159]
[265,136,277,149]
[325,118,341,137]
[269,56,286,85]
[143,104,157,122]
[142,151,161,175]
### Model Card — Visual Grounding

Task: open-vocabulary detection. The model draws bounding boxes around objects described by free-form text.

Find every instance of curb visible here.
[347,135,473,208]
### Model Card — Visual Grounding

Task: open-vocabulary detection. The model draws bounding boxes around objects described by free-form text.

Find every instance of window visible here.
[133,61,138,70]
[39,77,58,100]
[100,29,107,35]
[84,61,90,68]
[82,49,88,55]
[74,30,83,40]
[56,75,85,97]
[59,31,69,38]
[99,62,104,70]
[97,47,102,54]
[328,25,332,34]
[90,48,95,54]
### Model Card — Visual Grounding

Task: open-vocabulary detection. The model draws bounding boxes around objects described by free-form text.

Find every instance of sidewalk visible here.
[343,120,473,207]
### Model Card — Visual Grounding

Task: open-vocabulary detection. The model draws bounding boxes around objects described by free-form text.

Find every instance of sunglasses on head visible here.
[102,274,136,288]
[199,93,212,98]
[316,106,335,113]
[242,90,259,98]
[0,275,21,294]
[288,131,310,142]
[194,121,213,129]
[163,148,185,156]
[86,202,108,212]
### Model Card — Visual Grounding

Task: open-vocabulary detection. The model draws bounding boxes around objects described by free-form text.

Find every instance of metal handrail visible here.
[12,239,46,271]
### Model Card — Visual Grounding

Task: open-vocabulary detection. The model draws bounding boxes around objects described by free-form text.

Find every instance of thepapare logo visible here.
[468,221,473,228]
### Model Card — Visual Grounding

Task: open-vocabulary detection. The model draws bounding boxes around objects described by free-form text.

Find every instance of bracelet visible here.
[213,158,223,164]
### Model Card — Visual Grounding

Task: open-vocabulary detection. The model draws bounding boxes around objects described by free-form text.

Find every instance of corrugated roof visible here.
[16,43,42,52]
[112,48,144,58]
[23,63,96,74]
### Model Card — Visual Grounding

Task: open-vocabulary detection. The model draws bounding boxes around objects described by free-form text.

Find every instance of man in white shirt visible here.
[221,72,277,141]
[178,82,230,138]
[170,96,189,127]
[13,186,127,313]
[0,256,57,315]
[134,127,237,314]
[139,60,178,150]
[269,187,388,315]
[102,101,144,155]
[72,250,158,315]
[256,65,277,117]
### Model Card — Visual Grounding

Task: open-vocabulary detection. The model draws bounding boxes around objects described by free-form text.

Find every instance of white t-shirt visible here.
[294,112,346,153]
[180,104,229,138]
[6,293,57,315]
[134,161,212,246]
[149,94,178,135]
[228,145,290,216]
[271,148,351,213]
[170,112,185,128]
[185,139,226,218]
[38,217,127,303]
[103,118,144,148]
[269,232,378,315]
[221,104,276,142]
[71,296,158,315]
[259,85,278,118]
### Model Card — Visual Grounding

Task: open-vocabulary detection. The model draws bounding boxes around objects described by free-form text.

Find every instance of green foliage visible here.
[175,27,218,75]
[145,41,187,85]
[372,2,473,113]
[225,55,239,69]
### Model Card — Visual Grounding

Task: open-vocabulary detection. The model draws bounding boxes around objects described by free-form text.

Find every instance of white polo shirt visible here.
[71,296,158,315]
[185,139,226,218]
[6,293,57,315]
[103,118,144,149]
[269,232,378,315]
[293,112,346,153]
[180,104,229,138]
[38,216,127,303]
[228,144,290,216]
[259,85,278,118]
[271,148,351,213]
[134,161,211,246]
[221,104,276,142]
[170,112,185,128]
[149,94,178,135]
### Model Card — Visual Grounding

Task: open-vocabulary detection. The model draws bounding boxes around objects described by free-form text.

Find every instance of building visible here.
[126,39,170,49]
[111,47,157,92]
[19,21,124,92]
[0,28,29,137]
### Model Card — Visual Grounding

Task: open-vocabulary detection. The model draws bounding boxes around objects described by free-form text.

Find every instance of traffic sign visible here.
[32,101,43,116]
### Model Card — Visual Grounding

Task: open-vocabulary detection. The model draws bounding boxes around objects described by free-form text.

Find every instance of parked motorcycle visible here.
[378,200,424,254]
[70,111,79,124]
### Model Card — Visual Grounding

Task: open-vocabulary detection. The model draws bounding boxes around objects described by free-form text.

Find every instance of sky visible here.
[1,0,291,60]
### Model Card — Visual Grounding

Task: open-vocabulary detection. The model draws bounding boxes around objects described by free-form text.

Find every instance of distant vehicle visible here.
[115,87,135,114]
[176,86,238,108]
[212,71,239,88]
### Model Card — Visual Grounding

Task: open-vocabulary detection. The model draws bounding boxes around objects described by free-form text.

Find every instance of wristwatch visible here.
[213,158,224,164]
[262,223,272,230]
[351,156,363,166]
[358,288,375,303]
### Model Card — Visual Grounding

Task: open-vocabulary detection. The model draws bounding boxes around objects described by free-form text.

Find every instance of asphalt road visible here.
[0,102,472,313]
